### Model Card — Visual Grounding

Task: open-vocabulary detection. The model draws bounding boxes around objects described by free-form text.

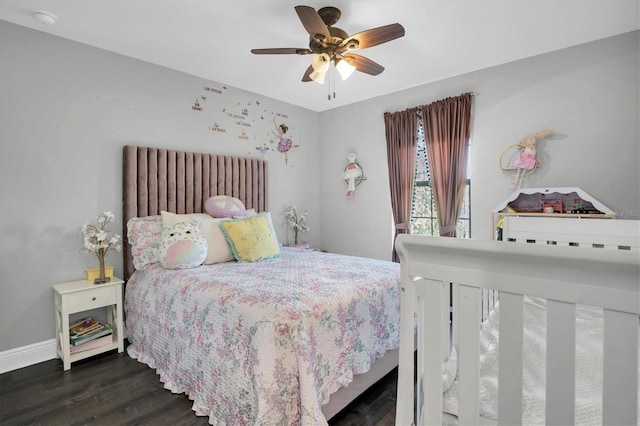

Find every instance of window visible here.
[410,122,471,238]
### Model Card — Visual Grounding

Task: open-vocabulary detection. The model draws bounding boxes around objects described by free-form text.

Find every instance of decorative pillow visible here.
[219,213,281,262]
[158,220,207,269]
[245,211,281,243]
[237,208,256,218]
[161,211,234,264]
[234,210,280,245]
[127,215,162,270]
[204,195,246,218]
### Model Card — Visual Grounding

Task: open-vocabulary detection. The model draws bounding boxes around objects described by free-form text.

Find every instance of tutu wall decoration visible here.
[343,152,366,198]
[499,129,553,189]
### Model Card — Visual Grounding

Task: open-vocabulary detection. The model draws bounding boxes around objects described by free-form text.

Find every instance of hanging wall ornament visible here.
[344,152,366,198]
[499,130,553,189]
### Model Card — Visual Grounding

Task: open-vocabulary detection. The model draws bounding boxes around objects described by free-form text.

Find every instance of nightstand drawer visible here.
[67,286,117,312]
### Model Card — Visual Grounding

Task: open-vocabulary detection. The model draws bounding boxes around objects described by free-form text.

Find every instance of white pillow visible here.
[161,211,234,264]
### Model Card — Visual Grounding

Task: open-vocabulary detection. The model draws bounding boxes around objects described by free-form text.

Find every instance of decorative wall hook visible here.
[344,152,366,198]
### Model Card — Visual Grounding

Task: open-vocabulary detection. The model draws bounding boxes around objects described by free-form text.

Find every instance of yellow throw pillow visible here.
[219,214,281,262]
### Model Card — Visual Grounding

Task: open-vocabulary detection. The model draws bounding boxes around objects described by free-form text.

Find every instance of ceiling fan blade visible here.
[344,53,385,76]
[341,23,405,50]
[251,48,312,55]
[295,5,330,41]
[301,64,314,82]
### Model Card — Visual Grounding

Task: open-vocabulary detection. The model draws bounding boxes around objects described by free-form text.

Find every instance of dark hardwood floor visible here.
[0,346,397,425]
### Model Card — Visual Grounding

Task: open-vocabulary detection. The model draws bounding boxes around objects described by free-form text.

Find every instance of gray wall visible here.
[1,21,638,354]
[319,31,640,258]
[0,21,321,351]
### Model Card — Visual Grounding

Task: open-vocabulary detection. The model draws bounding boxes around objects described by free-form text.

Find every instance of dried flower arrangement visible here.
[285,206,309,245]
[81,211,122,283]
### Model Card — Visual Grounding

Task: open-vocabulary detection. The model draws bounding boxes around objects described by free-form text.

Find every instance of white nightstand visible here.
[53,278,125,370]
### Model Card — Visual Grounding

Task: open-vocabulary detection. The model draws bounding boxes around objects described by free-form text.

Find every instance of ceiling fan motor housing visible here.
[308,6,359,56]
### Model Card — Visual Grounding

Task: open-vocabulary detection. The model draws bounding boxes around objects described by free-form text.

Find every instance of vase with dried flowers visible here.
[285,206,309,246]
[81,211,122,284]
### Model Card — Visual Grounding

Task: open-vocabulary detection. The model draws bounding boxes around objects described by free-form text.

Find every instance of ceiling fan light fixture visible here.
[310,53,330,84]
[335,57,356,81]
[311,53,330,70]
[309,69,327,84]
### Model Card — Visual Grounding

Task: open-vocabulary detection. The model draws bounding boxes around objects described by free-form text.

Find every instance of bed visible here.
[121,145,401,425]
[395,216,640,425]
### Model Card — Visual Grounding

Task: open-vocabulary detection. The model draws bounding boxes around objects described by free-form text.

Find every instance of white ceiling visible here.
[1,1,638,112]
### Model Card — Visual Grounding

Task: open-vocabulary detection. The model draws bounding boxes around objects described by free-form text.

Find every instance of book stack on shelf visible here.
[69,317,113,354]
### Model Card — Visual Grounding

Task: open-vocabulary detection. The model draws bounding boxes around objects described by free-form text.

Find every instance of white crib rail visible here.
[395,234,639,426]
[480,217,640,322]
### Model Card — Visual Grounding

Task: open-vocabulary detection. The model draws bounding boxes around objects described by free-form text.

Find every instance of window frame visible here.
[410,178,472,238]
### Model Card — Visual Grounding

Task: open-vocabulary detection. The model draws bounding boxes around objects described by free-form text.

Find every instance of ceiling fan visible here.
[251,5,405,85]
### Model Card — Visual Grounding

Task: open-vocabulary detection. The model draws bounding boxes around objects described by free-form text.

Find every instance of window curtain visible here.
[420,93,473,237]
[384,108,418,262]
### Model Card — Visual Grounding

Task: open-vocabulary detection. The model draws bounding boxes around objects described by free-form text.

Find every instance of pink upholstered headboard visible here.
[122,145,269,280]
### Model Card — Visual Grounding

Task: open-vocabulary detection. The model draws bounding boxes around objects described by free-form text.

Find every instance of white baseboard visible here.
[0,339,57,374]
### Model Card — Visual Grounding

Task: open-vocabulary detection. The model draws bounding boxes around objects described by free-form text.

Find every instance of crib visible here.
[395,217,640,425]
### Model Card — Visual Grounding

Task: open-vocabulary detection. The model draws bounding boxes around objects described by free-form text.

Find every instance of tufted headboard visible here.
[122,145,269,280]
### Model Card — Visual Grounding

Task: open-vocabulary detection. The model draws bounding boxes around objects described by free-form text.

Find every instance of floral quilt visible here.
[125,247,401,425]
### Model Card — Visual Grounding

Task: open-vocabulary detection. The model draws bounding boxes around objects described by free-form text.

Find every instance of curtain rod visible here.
[415,92,476,111]
[384,92,477,116]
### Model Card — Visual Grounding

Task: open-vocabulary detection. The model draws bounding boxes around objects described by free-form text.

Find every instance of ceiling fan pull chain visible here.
[332,67,336,99]
[327,66,332,100]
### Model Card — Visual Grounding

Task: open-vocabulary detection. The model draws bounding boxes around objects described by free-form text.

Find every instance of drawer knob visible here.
[92,297,97,301]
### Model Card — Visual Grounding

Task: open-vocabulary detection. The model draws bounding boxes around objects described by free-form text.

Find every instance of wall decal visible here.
[192,85,226,112]
[270,118,299,165]
[192,84,302,166]
[209,122,226,133]
[225,102,255,141]
[255,144,270,156]
[204,85,224,95]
